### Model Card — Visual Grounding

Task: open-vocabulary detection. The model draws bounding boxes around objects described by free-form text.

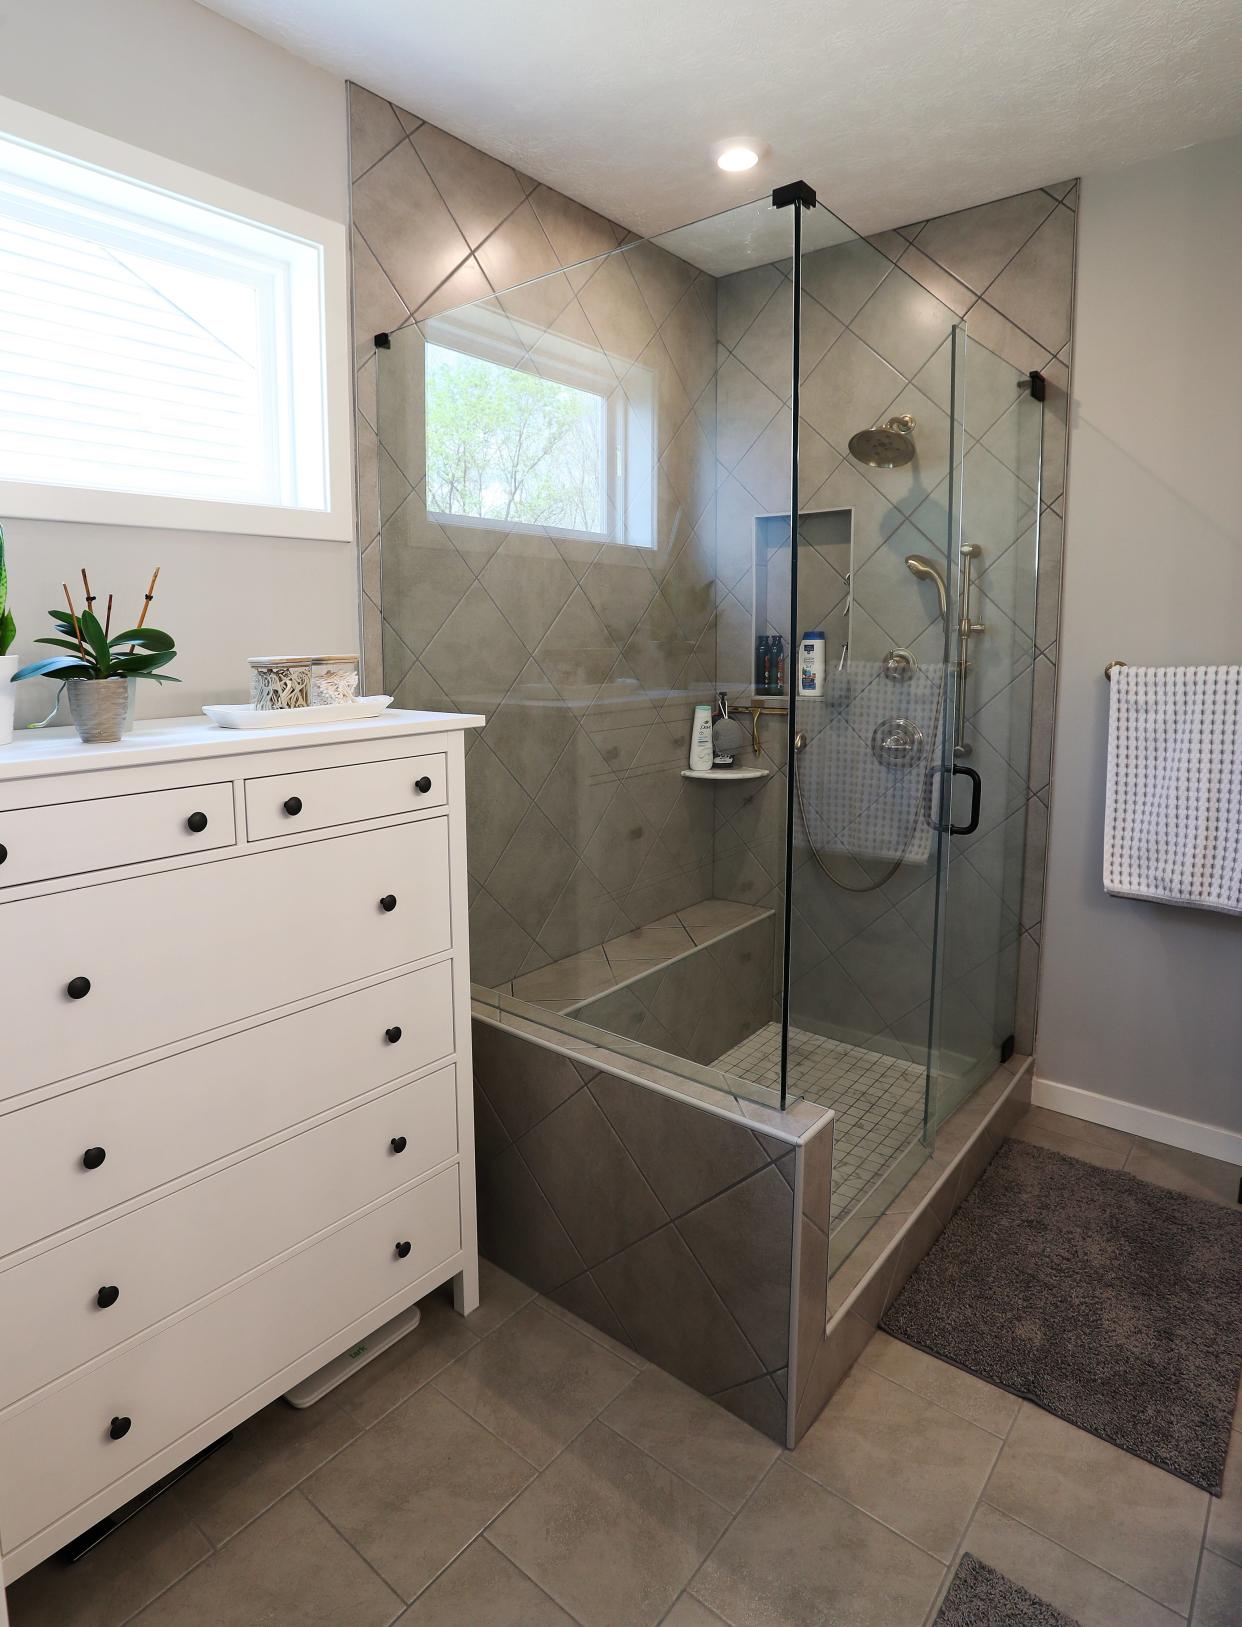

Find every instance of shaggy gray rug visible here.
[935,1555,1080,1626]
[882,1139,1242,1493]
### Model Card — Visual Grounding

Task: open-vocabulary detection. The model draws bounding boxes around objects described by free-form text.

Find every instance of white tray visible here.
[203,696,394,730]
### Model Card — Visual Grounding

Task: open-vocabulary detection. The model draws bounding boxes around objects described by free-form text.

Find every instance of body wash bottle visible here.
[689,704,713,771]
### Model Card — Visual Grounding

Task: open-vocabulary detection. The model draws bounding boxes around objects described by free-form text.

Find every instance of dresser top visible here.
[0,711,485,781]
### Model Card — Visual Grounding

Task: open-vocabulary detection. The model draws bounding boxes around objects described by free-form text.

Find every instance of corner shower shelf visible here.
[681,768,771,783]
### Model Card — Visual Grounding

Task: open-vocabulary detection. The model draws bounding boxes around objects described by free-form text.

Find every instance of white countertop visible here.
[0,711,485,781]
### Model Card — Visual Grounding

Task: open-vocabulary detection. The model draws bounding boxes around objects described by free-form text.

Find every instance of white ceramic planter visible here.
[0,652,16,746]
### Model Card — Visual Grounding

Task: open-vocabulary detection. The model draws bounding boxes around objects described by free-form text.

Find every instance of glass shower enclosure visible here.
[374,183,1044,1270]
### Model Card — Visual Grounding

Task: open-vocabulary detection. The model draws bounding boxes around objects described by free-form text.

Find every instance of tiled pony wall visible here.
[349,79,1075,1056]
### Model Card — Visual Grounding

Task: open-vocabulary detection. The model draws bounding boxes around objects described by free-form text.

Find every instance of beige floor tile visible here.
[1192,1551,1242,1626]
[489,1419,729,1627]
[1018,1106,1135,1151]
[986,1403,1208,1613]
[1010,1114,1132,1169]
[1207,1430,1242,1566]
[169,1394,358,1546]
[303,1386,533,1601]
[396,1537,575,1625]
[463,1259,539,1338]
[434,1301,637,1466]
[7,1497,209,1627]
[130,1492,401,1626]
[959,1501,1185,1627]
[333,1291,479,1427]
[601,1367,779,1511]
[691,1461,943,1627]
[788,1365,1001,1560]
[537,1293,647,1367]
[1124,1137,1242,1208]
[858,1331,1020,1436]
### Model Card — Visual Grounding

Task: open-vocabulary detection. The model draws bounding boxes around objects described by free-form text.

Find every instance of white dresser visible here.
[0,710,481,1605]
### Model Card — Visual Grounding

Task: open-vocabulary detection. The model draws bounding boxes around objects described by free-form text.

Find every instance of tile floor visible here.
[9,1110,1241,1627]
[714,1021,926,1220]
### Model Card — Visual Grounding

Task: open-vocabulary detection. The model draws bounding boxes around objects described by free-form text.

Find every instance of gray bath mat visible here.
[935,1555,1080,1626]
[882,1139,1242,1493]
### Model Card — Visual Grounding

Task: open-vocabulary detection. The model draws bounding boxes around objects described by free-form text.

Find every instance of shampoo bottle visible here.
[689,704,713,771]
[799,631,826,697]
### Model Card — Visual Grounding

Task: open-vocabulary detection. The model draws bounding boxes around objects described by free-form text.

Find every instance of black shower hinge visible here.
[1028,369,1047,401]
[772,180,817,211]
[374,331,392,350]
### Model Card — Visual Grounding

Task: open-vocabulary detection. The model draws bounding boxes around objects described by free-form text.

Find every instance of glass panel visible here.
[930,326,1044,1125]
[375,199,799,1111]
[783,204,967,1255]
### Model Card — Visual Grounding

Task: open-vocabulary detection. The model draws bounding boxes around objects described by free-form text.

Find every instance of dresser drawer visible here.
[2,818,451,1101]
[245,752,447,841]
[0,1067,458,1404]
[0,783,235,888]
[0,960,456,1256]
[0,1166,461,1553]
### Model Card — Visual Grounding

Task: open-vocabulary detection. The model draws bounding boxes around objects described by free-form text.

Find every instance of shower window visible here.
[423,310,655,548]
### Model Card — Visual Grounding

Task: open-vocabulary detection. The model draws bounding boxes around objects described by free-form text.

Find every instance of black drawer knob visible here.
[395,1240,412,1259]
[385,1026,402,1045]
[0,842,7,865]
[96,1285,120,1309]
[82,1147,107,1170]
[108,1416,131,1441]
[414,775,433,795]
[67,975,92,1000]
[186,811,208,834]
[390,1135,408,1155]
[379,894,397,912]
[283,796,303,817]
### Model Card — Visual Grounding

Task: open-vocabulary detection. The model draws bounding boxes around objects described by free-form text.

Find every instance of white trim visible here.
[1032,1074,1242,1167]
[0,93,352,542]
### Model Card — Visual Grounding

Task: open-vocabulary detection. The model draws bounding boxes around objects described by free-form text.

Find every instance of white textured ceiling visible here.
[200,0,1242,236]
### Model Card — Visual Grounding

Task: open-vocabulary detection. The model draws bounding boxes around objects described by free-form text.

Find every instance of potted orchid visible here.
[11,569,178,744]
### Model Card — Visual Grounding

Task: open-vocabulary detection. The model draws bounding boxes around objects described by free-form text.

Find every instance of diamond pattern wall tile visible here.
[479,538,579,650]
[408,122,528,249]
[348,84,406,181]
[982,203,1076,353]
[473,1020,586,1140]
[477,1141,588,1293]
[486,804,579,936]
[413,255,492,321]
[895,243,974,316]
[529,185,621,267]
[473,199,561,292]
[520,1089,668,1267]
[912,188,1057,295]
[675,1166,793,1371]
[422,581,530,707]
[576,253,657,365]
[800,329,904,455]
[659,280,718,403]
[626,239,697,329]
[851,267,957,381]
[464,738,532,880]
[799,237,892,324]
[351,227,409,367]
[353,140,471,315]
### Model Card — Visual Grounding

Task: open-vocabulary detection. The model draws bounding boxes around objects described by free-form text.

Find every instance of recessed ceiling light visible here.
[715,144,760,173]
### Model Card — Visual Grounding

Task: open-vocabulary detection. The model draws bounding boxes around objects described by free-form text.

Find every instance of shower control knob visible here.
[108,1416,131,1441]
[395,1240,412,1259]
[96,1285,120,1309]
[414,775,432,794]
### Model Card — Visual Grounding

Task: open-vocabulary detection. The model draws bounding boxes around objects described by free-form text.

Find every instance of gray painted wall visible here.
[1037,132,1242,1137]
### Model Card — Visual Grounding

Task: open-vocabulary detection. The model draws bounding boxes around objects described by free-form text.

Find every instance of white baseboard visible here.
[1031,1075,1242,1168]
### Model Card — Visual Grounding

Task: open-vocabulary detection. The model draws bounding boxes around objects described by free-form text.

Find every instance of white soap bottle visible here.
[799,631,826,697]
[689,704,714,770]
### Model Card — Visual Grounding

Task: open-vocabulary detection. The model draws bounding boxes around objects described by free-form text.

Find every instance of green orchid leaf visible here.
[78,610,111,676]
[34,636,89,654]
[109,649,177,675]
[11,656,94,682]
[108,627,175,651]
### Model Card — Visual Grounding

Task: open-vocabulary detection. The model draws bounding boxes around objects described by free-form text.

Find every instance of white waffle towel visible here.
[1104,664,1242,915]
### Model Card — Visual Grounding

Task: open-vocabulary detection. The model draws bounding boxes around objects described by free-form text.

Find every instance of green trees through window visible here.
[424,344,606,536]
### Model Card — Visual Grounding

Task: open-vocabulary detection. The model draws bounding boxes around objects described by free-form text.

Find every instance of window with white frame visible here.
[421,304,655,548]
[0,99,349,539]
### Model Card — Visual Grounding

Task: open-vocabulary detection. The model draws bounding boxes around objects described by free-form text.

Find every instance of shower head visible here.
[848,414,916,469]
[905,555,948,621]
